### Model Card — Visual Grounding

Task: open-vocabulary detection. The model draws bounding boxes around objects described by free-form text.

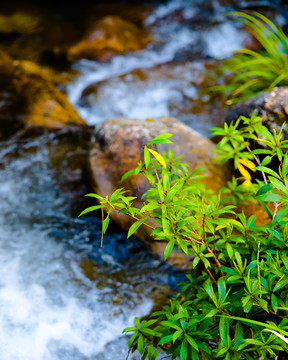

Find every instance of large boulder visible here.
[89,116,232,245]
[0,52,86,139]
[67,15,149,62]
[225,87,288,137]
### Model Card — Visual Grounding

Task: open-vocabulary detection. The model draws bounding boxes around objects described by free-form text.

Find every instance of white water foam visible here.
[66,0,247,127]
[0,146,152,360]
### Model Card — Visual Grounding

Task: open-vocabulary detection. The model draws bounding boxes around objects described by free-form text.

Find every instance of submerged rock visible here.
[89,116,231,245]
[225,87,288,138]
[0,52,85,139]
[67,15,149,62]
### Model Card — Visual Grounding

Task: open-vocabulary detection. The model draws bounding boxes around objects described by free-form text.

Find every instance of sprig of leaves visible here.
[211,11,288,104]
[79,118,288,359]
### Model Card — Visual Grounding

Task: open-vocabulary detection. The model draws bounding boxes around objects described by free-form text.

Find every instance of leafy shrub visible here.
[212,11,288,105]
[80,115,288,359]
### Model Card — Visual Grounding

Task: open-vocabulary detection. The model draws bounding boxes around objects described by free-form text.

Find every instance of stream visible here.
[0,0,285,359]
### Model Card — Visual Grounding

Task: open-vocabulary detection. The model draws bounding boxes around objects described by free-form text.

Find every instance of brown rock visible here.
[67,15,149,62]
[0,56,86,139]
[238,201,272,226]
[89,117,231,245]
[225,87,288,137]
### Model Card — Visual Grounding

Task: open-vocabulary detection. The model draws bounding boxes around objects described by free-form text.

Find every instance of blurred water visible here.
[66,0,249,138]
[0,138,156,359]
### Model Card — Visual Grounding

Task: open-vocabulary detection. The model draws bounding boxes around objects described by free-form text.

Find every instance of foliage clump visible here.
[80,114,288,359]
[212,11,288,105]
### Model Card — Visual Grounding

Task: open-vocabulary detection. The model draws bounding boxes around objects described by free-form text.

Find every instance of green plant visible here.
[79,117,288,359]
[211,11,288,105]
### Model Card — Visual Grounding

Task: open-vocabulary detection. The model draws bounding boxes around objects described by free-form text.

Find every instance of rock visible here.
[0,55,86,139]
[225,87,288,137]
[89,116,231,245]
[67,15,149,62]
[238,201,272,226]
[0,10,42,35]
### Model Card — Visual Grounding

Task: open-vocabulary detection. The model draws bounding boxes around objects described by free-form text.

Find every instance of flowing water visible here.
[0,0,285,359]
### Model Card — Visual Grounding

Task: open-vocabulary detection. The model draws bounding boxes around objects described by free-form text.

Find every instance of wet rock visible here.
[0,54,86,139]
[0,10,42,35]
[67,15,149,62]
[89,116,231,245]
[225,87,288,137]
[238,201,272,226]
[89,2,152,25]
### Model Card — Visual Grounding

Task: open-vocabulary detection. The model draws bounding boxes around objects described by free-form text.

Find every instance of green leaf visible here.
[128,332,138,348]
[158,334,173,345]
[102,215,110,234]
[148,344,153,360]
[258,299,269,313]
[185,334,199,351]
[84,193,103,200]
[217,348,228,357]
[138,334,144,354]
[234,323,243,347]
[78,205,104,217]
[192,256,200,269]
[205,309,219,318]
[234,251,243,271]
[273,277,288,292]
[152,348,162,360]
[255,166,281,179]
[180,339,188,360]
[135,317,140,329]
[123,327,137,333]
[191,348,199,360]
[164,239,175,260]
[127,217,148,238]
[121,168,138,182]
[143,170,156,185]
[271,294,278,313]
[220,267,239,275]
[255,183,273,197]
[267,228,283,241]
[146,133,173,145]
[173,329,183,343]
[144,146,150,168]
[160,321,181,331]
[261,156,272,166]
[226,243,233,259]
[244,338,263,345]
[219,317,229,347]
[218,277,226,303]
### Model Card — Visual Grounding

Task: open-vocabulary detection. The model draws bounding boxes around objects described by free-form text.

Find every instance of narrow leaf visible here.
[127,217,148,238]
[148,148,166,168]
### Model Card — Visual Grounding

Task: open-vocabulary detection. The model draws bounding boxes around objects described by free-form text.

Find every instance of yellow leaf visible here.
[239,158,256,172]
[238,163,251,181]
[148,148,166,168]
[255,138,272,145]
[242,180,252,187]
